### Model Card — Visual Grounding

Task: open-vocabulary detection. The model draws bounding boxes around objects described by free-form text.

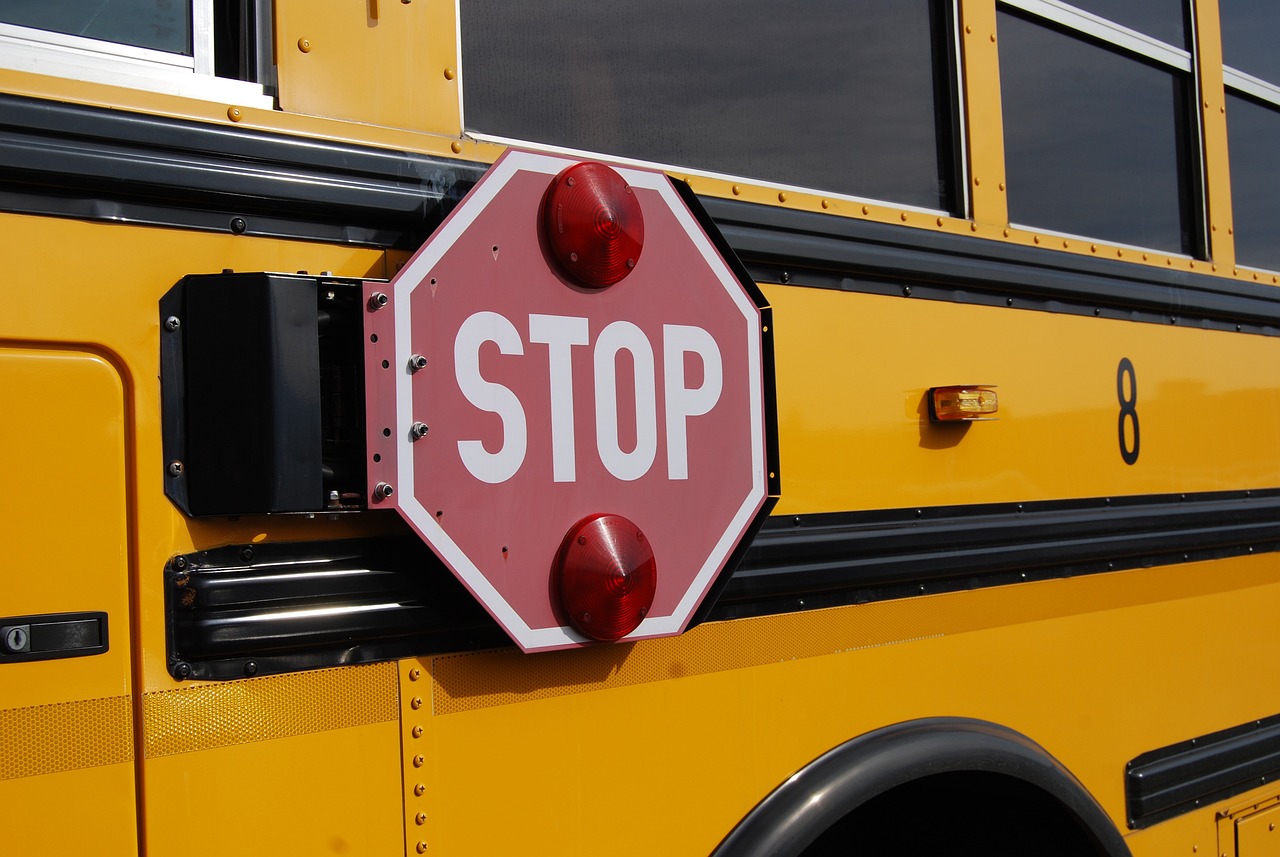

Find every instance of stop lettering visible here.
[363,149,777,652]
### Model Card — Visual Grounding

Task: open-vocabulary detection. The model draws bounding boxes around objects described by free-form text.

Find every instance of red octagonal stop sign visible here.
[364,150,777,652]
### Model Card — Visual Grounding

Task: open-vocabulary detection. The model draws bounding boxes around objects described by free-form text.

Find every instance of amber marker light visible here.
[928,386,998,422]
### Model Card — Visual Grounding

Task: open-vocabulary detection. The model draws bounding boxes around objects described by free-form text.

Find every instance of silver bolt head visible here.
[409,354,428,372]
[164,316,181,331]
[168,460,184,476]
[368,292,389,311]
[374,481,394,500]
[410,422,429,440]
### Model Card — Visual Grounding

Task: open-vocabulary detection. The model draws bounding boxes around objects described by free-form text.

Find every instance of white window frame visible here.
[0,0,271,107]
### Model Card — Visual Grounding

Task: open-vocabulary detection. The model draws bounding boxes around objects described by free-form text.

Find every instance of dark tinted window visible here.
[461,0,957,211]
[1,0,191,55]
[1226,93,1280,271]
[1068,0,1186,48]
[997,10,1197,254]
[1220,0,1280,85]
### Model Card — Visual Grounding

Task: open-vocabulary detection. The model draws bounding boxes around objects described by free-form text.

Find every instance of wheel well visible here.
[802,770,1105,857]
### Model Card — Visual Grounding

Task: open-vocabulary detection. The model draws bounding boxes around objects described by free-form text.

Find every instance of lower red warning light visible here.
[554,514,657,641]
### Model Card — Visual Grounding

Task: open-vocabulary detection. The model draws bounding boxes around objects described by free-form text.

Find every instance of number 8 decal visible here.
[1117,357,1139,465]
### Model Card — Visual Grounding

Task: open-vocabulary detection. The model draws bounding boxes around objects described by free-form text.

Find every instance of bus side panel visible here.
[0,349,137,854]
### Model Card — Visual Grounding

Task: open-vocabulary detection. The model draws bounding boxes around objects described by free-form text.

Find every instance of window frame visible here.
[0,0,271,107]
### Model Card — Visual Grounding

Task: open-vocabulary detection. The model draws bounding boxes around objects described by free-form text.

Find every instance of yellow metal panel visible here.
[1192,0,1236,271]
[959,0,1009,227]
[1239,804,1280,857]
[407,556,1280,854]
[143,721,405,857]
[0,348,136,853]
[764,284,1280,515]
[275,0,462,134]
[143,664,398,758]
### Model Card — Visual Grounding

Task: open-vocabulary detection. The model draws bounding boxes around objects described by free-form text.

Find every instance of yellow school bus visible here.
[4,1,1280,855]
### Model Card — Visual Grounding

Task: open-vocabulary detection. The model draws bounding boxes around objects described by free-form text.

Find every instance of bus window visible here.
[0,0,271,105]
[459,0,960,213]
[1220,0,1280,272]
[996,1,1200,256]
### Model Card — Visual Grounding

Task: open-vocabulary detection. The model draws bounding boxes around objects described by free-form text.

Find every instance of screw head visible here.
[167,460,184,477]
[244,660,258,676]
[374,482,394,500]
[410,422,429,440]
[409,354,428,372]
[164,316,181,332]
[368,292,389,311]
[173,662,192,680]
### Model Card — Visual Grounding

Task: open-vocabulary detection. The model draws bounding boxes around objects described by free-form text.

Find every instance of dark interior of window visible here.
[1,0,192,56]
[1219,0,1280,84]
[997,9,1200,256]
[460,0,959,213]
[1225,92,1280,272]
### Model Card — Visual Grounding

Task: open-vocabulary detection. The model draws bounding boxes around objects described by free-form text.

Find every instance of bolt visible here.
[240,547,254,562]
[167,460,184,477]
[164,316,181,332]
[409,354,428,372]
[375,482,394,500]
[412,726,423,738]
[173,556,188,570]
[416,844,427,854]
[173,662,192,680]
[410,696,423,710]
[368,292,389,311]
[413,784,426,797]
[327,490,341,508]
[229,216,247,234]
[410,422,429,441]
[244,661,258,676]
[413,754,425,767]
[409,668,421,681]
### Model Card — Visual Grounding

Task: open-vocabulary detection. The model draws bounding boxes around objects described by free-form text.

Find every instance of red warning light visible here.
[541,162,644,289]
[554,513,657,641]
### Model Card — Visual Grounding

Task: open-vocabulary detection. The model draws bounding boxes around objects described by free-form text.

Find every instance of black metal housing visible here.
[160,272,370,515]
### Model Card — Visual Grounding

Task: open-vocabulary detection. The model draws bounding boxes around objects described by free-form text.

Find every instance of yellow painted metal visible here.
[274,0,462,135]
[959,0,1010,227]
[1192,0,1237,272]
[406,555,1280,854]
[0,348,136,853]
[765,283,1280,516]
[1238,803,1280,857]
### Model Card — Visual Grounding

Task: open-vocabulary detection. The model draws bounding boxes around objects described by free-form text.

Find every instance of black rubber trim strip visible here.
[710,718,1131,857]
[5,94,1280,331]
[0,93,486,248]
[710,489,1280,621]
[701,196,1280,335]
[1127,712,1280,828]
[166,489,1280,679]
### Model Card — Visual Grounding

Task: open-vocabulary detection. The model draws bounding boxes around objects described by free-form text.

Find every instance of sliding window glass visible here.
[460,0,961,213]
[996,2,1199,256]
[1220,0,1280,272]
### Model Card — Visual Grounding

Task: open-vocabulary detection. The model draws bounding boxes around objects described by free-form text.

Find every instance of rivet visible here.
[414,783,426,797]
[1204,100,1210,109]
[970,223,977,232]
[413,754,425,767]
[1189,260,1195,269]
[1142,254,1149,261]
[297,38,312,53]
[1212,223,1217,232]
[900,212,908,222]
[227,107,243,122]
[778,192,787,203]
[1228,226,1234,235]
[409,668,422,681]
[990,33,996,42]
[443,67,456,81]
[1234,267,1239,275]
[1090,244,1097,253]
[410,696,423,710]
[417,843,427,854]
[965,24,972,34]
[450,141,462,154]
[937,216,944,227]
[998,182,1005,192]
[732,185,741,196]
[1002,228,1010,237]
[1033,235,1040,244]
[1220,106,1225,114]
[412,725,424,738]
[974,177,981,186]
[1116,249,1123,258]
[821,199,830,209]
[1062,240,1069,248]
[861,205,870,215]
[1167,258,1173,266]
[903,285,912,297]
[417,813,428,825]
